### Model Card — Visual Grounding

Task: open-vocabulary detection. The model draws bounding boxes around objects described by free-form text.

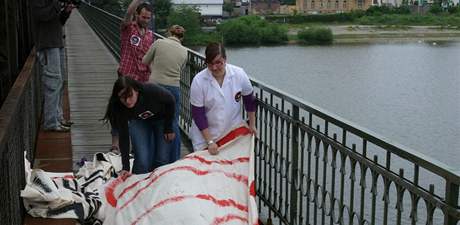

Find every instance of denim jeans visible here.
[160,84,181,163]
[38,48,65,129]
[128,119,175,174]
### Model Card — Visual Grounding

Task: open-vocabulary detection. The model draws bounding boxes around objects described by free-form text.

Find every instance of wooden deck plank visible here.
[65,11,118,170]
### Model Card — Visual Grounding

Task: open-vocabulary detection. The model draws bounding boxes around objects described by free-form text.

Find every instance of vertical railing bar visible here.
[257,89,264,215]
[348,144,356,225]
[413,164,419,186]
[324,120,328,136]
[396,169,404,225]
[321,140,328,225]
[362,139,367,158]
[289,103,299,225]
[330,134,338,225]
[268,96,273,213]
[280,112,286,221]
[275,103,281,215]
[444,181,459,225]
[386,151,391,170]
[371,155,378,225]
[306,131,312,225]
[298,121,305,225]
[313,126,320,225]
[286,108,293,223]
[264,97,270,218]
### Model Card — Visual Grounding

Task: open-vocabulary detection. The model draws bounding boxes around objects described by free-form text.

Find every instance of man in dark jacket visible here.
[31,0,75,132]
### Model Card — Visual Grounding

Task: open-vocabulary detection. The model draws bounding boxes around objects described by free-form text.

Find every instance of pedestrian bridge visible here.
[1,2,459,225]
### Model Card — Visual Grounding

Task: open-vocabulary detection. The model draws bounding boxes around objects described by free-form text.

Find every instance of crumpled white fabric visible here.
[21,152,121,223]
[102,126,258,225]
[21,126,258,225]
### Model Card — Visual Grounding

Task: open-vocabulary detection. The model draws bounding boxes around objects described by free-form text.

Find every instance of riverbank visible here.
[288,25,460,44]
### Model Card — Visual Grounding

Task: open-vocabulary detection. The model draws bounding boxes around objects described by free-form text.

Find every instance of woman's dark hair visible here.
[136,2,153,14]
[103,76,142,126]
[205,42,226,64]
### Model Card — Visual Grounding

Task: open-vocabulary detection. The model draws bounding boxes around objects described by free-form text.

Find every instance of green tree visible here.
[217,16,287,45]
[223,2,234,16]
[167,6,201,35]
[167,6,203,45]
[154,0,173,29]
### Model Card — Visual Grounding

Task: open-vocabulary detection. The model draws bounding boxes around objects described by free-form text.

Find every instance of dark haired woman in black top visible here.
[104,76,176,175]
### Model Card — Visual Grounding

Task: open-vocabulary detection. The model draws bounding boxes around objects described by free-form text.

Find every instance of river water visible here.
[214,41,460,169]
[198,41,460,224]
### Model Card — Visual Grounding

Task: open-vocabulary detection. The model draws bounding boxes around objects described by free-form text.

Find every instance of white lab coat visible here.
[190,64,254,150]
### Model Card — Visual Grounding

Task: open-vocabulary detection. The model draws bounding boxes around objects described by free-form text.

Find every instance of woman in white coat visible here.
[190,42,257,154]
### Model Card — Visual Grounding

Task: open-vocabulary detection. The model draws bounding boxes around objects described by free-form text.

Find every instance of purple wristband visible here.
[191,105,208,130]
[243,92,257,112]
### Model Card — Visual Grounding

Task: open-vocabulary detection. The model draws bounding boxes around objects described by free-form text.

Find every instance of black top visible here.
[114,83,175,171]
[31,0,71,50]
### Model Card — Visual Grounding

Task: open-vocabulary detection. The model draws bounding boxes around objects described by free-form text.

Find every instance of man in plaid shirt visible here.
[112,0,155,152]
[117,0,154,83]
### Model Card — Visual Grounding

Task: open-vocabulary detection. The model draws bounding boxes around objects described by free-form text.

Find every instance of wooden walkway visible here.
[65,11,191,169]
[65,11,118,168]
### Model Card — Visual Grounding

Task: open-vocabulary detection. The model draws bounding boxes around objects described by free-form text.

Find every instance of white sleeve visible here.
[240,69,254,95]
[190,77,204,107]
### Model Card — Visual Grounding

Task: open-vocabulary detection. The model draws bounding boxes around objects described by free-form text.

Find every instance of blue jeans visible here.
[128,119,174,174]
[160,85,181,163]
[38,48,65,129]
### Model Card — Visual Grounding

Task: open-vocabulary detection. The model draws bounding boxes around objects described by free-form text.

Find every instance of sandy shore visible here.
[290,25,460,43]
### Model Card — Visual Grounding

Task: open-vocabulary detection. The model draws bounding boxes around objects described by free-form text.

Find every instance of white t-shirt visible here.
[190,64,254,150]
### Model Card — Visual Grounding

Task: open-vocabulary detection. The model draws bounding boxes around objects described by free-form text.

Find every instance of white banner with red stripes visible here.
[102,126,258,225]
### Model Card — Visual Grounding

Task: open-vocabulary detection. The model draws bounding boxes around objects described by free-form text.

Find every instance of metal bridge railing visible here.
[0,0,34,107]
[0,50,42,225]
[78,3,460,225]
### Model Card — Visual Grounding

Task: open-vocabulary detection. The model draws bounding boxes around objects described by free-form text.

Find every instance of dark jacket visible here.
[31,0,71,50]
[114,83,176,171]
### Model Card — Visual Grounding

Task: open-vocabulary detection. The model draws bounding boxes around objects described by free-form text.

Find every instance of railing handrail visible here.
[250,77,460,182]
[78,4,460,224]
[0,49,36,147]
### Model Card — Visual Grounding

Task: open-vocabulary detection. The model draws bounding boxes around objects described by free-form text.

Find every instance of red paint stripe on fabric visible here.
[119,166,248,210]
[212,214,248,225]
[130,195,248,225]
[184,155,250,165]
[249,181,256,197]
[117,171,156,200]
[105,176,128,207]
[120,126,251,197]
[216,126,252,147]
[195,194,248,211]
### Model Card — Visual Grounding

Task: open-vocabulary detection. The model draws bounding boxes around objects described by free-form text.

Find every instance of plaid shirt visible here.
[118,22,154,82]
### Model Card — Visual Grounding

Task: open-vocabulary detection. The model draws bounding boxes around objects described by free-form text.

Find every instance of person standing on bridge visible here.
[190,42,257,154]
[31,0,76,132]
[111,0,155,153]
[142,25,187,164]
[104,76,176,174]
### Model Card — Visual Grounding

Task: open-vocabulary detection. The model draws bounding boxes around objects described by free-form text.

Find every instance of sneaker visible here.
[60,120,74,127]
[44,124,70,132]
